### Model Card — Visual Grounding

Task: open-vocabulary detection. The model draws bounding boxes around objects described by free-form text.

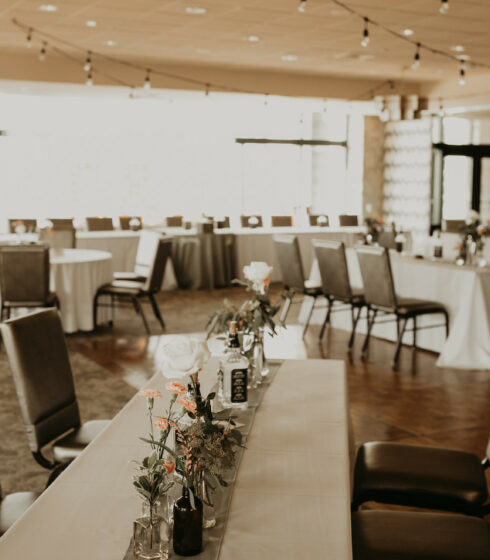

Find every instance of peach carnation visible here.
[177,397,197,415]
[153,417,169,430]
[164,460,176,474]
[166,381,187,395]
[139,389,162,399]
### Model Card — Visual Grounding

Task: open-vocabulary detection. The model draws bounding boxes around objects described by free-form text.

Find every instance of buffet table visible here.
[0,358,353,559]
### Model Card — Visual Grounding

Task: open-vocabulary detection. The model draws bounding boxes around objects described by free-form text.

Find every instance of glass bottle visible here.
[433,230,443,259]
[172,487,203,557]
[221,321,248,410]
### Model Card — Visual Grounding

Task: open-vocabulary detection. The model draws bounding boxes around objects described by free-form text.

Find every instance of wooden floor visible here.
[71,284,490,477]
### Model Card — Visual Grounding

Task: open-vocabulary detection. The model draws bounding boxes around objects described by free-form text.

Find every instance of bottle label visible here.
[434,246,443,258]
[230,368,248,403]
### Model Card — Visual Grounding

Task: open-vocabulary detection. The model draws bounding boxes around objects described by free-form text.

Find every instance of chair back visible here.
[309,214,329,227]
[240,215,263,228]
[486,436,490,463]
[119,216,142,231]
[0,245,50,305]
[8,219,37,233]
[49,219,74,230]
[378,231,396,250]
[356,246,397,310]
[339,215,359,227]
[86,217,114,231]
[143,238,172,294]
[40,229,75,249]
[271,216,293,227]
[134,231,162,277]
[0,309,81,453]
[165,216,183,228]
[313,240,352,301]
[273,234,305,291]
[443,219,465,233]
[215,217,230,229]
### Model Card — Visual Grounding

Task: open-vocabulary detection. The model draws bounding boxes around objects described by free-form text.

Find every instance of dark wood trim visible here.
[235,138,347,147]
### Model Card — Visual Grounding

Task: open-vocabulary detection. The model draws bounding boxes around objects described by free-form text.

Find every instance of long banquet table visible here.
[0,358,353,559]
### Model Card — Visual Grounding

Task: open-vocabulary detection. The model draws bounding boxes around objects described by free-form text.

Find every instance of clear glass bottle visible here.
[217,331,230,401]
[221,321,248,410]
[433,230,443,259]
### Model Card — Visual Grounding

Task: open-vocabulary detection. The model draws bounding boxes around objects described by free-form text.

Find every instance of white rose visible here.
[466,210,480,225]
[243,261,273,291]
[158,337,210,379]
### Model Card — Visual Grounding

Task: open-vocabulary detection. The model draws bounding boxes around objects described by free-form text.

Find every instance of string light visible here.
[143,69,151,90]
[361,17,370,48]
[298,0,307,13]
[26,28,32,48]
[205,83,210,97]
[264,93,269,106]
[83,51,92,72]
[459,61,466,86]
[85,72,93,86]
[39,43,46,61]
[411,43,421,69]
[439,0,449,14]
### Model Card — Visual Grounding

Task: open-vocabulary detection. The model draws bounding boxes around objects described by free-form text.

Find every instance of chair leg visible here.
[319,298,332,340]
[92,292,99,330]
[302,296,316,339]
[132,297,150,334]
[279,294,293,324]
[443,310,449,338]
[348,305,362,349]
[361,308,377,358]
[393,317,408,367]
[413,316,417,348]
[149,293,165,330]
[109,295,114,327]
[32,451,57,470]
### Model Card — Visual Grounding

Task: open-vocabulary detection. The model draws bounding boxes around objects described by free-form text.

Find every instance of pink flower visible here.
[139,389,162,399]
[177,397,197,415]
[153,417,169,430]
[164,460,175,474]
[165,381,187,395]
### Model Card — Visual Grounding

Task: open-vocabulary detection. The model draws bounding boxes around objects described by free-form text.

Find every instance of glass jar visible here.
[134,503,169,560]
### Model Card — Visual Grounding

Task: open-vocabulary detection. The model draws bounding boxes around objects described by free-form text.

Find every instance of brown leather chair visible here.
[119,216,142,231]
[313,240,366,347]
[49,219,74,230]
[352,440,489,516]
[273,234,323,337]
[8,219,37,233]
[0,245,59,320]
[240,215,263,228]
[0,309,110,470]
[113,230,162,284]
[94,238,171,334]
[309,214,329,227]
[165,216,183,228]
[352,510,490,560]
[271,215,293,227]
[444,219,466,233]
[355,246,449,367]
[339,214,359,227]
[215,217,230,229]
[86,217,114,231]
[0,483,39,536]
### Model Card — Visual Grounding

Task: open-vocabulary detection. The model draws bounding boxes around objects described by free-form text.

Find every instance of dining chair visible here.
[312,240,366,347]
[240,215,263,228]
[309,214,329,227]
[94,238,172,333]
[0,245,59,321]
[355,246,449,367]
[119,216,143,230]
[215,217,230,229]
[0,483,39,536]
[351,510,490,560]
[113,230,162,283]
[377,230,396,249]
[165,216,183,228]
[39,227,75,249]
[444,219,466,233]
[352,439,490,516]
[273,234,323,337]
[339,214,359,227]
[271,215,293,227]
[49,218,74,230]
[86,217,114,231]
[0,309,110,471]
[8,219,37,233]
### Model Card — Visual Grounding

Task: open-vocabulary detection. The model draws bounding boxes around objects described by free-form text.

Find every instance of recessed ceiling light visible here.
[451,45,465,52]
[281,54,297,61]
[243,35,260,42]
[104,40,117,47]
[85,20,97,28]
[403,28,414,36]
[38,4,58,11]
[196,48,211,54]
[185,7,206,14]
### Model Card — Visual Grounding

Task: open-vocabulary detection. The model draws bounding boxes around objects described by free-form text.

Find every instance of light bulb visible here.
[84,53,91,72]
[86,73,93,86]
[411,44,421,69]
[439,0,449,14]
[361,18,370,47]
[298,0,306,13]
[459,67,466,86]
[26,29,32,48]
[39,46,46,61]
[143,72,151,90]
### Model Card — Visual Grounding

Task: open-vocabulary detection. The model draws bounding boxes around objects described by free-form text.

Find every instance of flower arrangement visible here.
[364,217,384,244]
[458,210,489,252]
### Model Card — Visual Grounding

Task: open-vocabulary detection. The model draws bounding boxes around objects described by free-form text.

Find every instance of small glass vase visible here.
[253,328,269,379]
[201,481,216,529]
[173,487,203,556]
[134,503,169,560]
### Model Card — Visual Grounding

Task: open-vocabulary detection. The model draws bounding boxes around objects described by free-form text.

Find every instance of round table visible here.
[75,231,140,272]
[50,248,113,333]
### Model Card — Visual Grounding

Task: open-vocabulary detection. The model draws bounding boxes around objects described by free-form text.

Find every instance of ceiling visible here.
[0,0,490,87]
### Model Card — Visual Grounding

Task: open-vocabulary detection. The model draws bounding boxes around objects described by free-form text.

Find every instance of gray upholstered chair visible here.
[377,230,396,249]
[119,216,142,231]
[309,214,329,227]
[240,215,263,228]
[355,246,449,366]
[165,216,183,228]
[0,483,39,536]
[271,215,293,227]
[113,230,162,284]
[312,240,366,347]
[8,219,37,233]
[94,238,171,333]
[86,217,114,231]
[352,439,489,516]
[273,234,323,337]
[0,245,59,320]
[339,214,359,227]
[352,510,490,560]
[0,309,109,470]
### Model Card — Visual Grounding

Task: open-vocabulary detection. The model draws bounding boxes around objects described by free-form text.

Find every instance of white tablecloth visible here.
[0,358,353,559]
[76,231,140,273]
[50,248,113,333]
[305,252,490,370]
